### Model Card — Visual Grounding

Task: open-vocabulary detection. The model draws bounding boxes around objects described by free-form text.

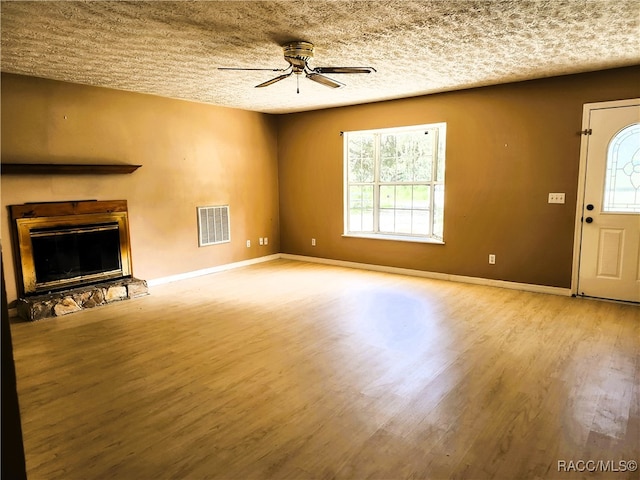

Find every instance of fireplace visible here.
[10,200,132,296]
[31,222,123,288]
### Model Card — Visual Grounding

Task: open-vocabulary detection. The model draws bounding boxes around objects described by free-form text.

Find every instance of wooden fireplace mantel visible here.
[1,163,141,175]
[10,200,128,220]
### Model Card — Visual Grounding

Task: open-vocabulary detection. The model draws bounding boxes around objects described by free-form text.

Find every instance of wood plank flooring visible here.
[9,259,639,479]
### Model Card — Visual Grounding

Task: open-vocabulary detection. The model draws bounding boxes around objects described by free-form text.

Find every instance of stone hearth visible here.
[16,277,148,321]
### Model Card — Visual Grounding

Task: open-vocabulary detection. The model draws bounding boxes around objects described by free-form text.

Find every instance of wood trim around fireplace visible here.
[9,200,133,296]
[10,200,128,219]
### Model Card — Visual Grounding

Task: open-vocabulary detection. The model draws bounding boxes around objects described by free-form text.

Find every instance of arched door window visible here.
[603,123,640,212]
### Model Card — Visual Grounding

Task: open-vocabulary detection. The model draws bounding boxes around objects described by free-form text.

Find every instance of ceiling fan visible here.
[218,41,376,93]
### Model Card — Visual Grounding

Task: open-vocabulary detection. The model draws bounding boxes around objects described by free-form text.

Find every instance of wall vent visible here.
[197,205,230,246]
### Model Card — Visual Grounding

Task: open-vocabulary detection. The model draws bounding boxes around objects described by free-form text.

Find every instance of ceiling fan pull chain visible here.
[297,74,300,94]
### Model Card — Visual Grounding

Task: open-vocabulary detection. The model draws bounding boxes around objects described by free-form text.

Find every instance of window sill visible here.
[342,233,445,245]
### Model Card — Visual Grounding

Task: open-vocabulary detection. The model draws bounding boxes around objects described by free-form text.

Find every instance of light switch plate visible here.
[548,193,565,204]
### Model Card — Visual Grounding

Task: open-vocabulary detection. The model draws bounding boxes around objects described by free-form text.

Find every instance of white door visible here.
[577,100,640,303]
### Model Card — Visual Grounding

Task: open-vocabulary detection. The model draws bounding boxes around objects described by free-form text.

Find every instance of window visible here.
[603,123,640,213]
[344,123,446,243]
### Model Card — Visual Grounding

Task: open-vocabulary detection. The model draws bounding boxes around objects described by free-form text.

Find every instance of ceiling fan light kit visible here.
[219,41,375,93]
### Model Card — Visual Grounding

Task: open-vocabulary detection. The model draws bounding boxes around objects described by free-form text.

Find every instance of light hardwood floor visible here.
[9,259,639,479]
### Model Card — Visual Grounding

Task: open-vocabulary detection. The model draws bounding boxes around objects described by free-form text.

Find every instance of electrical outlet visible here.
[259,237,264,246]
[246,240,251,248]
[489,254,496,265]
[548,193,565,204]
[311,238,316,247]
[264,237,268,245]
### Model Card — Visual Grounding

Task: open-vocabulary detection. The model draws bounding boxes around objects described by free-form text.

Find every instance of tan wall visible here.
[277,67,640,288]
[3,68,639,302]
[1,74,280,302]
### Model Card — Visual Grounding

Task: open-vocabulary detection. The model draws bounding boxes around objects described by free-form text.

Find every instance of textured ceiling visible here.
[1,0,639,114]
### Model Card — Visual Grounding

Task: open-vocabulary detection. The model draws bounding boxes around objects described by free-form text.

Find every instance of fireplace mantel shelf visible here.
[1,163,141,175]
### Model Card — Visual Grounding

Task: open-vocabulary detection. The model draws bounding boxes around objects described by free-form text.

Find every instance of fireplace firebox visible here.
[10,201,132,296]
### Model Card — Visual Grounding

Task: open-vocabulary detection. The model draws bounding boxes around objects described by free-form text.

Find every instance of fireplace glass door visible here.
[31,223,123,287]
[14,210,132,295]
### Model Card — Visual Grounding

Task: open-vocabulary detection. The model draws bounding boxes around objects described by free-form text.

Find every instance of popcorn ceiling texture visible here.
[1,0,639,114]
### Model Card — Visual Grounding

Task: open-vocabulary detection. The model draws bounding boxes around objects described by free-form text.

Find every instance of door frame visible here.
[571,97,640,297]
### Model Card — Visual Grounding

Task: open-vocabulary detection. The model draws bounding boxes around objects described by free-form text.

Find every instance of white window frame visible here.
[343,123,446,244]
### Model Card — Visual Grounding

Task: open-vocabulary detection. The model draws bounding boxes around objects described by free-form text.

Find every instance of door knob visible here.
[585,217,593,224]
[586,204,594,211]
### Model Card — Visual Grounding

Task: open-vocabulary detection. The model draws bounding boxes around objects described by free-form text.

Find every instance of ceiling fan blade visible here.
[218,67,288,72]
[313,67,376,74]
[255,72,292,88]
[306,73,345,89]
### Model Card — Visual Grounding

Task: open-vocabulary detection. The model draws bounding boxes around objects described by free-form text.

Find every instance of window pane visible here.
[362,185,374,210]
[395,134,413,182]
[395,209,412,234]
[603,124,640,213]
[349,185,362,209]
[349,186,374,233]
[380,131,432,182]
[349,185,373,232]
[349,208,373,232]
[434,129,445,182]
[349,185,362,232]
[434,184,445,239]
[380,135,397,182]
[413,185,430,209]
[362,209,374,232]
[412,210,429,235]
[350,185,374,209]
[348,134,375,183]
[379,209,395,232]
[380,185,395,208]
[396,185,413,209]
[349,210,362,232]
[416,131,434,182]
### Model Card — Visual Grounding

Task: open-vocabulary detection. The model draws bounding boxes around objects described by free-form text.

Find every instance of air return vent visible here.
[197,205,230,246]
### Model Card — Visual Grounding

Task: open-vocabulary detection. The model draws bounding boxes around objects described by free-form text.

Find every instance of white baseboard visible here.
[280,254,572,297]
[147,254,281,287]
[147,252,571,297]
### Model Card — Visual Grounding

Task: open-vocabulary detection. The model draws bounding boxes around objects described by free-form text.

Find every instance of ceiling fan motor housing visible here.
[283,41,314,71]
